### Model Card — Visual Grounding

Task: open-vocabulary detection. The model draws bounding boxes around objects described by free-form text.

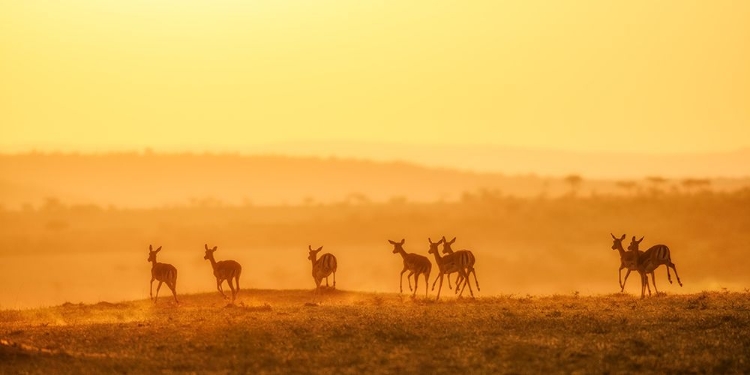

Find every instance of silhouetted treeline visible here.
[1,153,748,209]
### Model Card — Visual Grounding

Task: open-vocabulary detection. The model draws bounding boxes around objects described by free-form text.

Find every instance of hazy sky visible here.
[1,1,749,154]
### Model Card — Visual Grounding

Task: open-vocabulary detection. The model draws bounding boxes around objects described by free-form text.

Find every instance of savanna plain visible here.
[2,291,750,374]
[1,154,750,373]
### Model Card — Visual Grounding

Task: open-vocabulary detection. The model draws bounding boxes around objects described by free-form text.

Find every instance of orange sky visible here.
[1,1,749,154]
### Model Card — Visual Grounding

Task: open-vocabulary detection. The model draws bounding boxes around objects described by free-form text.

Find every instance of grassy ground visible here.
[1,290,749,374]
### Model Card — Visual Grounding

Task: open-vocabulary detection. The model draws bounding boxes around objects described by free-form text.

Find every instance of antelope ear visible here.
[638,236,644,243]
[388,240,396,245]
[205,244,209,251]
[155,246,162,252]
[620,234,626,240]
[400,239,405,245]
[610,233,616,240]
[449,237,456,244]
[428,238,434,244]
[309,245,314,251]
[213,246,218,251]
[632,236,636,241]
[441,236,447,241]
[317,246,323,252]
[149,244,153,251]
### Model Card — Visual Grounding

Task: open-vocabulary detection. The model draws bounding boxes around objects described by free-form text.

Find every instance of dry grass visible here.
[2,290,749,374]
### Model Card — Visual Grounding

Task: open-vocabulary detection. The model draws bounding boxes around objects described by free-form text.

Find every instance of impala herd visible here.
[146,233,682,304]
[610,233,683,298]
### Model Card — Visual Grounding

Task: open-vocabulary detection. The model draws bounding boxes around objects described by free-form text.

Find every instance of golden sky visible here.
[1,1,749,154]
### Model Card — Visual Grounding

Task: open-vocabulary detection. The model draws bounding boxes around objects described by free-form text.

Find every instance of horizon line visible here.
[2,142,750,157]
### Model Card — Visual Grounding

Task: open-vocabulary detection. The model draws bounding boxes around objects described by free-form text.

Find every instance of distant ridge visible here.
[1,152,748,209]
[248,142,750,179]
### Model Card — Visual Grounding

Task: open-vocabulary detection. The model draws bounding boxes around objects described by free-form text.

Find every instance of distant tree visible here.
[346,192,371,205]
[479,188,503,203]
[696,178,713,192]
[646,176,667,185]
[564,174,583,197]
[645,176,668,196]
[41,197,64,212]
[615,180,638,196]
[681,178,712,195]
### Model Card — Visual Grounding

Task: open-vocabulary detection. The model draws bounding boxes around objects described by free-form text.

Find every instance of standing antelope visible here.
[308,245,337,293]
[610,233,649,293]
[441,236,480,294]
[147,245,178,304]
[389,239,432,298]
[628,236,683,298]
[428,238,474,300]
[204,244,243,302]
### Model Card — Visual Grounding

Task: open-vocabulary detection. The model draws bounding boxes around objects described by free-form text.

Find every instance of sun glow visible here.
[1,1,749,155]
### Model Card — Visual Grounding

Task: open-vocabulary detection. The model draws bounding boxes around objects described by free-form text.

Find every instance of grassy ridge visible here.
[2,290,749,374]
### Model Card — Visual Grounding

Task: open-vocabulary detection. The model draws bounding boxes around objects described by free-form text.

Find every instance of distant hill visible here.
[249,142,750,178]
[0,152,748,209]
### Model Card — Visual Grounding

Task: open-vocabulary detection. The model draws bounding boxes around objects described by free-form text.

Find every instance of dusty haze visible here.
[1,153,749,309]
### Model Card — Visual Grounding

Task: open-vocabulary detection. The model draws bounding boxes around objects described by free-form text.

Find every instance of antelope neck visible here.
[614,244,627,259]
[429,250,443,263]
[207,254,218,269]
[395,247,408,259]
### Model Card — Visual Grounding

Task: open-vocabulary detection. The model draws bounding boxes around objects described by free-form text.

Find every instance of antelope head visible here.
[388,239,406,254]
[427,237,444,255]
[147,245,162,262]
[308,245,323,261]
[204,244,218,260]
[441,236,456,254]
[627,236,644,252]
[611,233,626,251]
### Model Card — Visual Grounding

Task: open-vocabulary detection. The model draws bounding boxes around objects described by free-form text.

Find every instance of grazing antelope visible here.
[628,236,683,298]
[308,245,337,293]
[441,236,480,294]
[610,233,648,293]
[428,238,474,300]
[204,244,243,302]
[147,245,178,304]
[389,239,432,298]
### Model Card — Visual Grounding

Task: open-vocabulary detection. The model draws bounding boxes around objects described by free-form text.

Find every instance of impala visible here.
[628,236,683,298]
[428,238,474,300]
[308,245,337,293]
[610,233,648,293]
[147,245,178,304]
[441,236,480,294]
[389,239,432,298]
[204,244,243,302]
